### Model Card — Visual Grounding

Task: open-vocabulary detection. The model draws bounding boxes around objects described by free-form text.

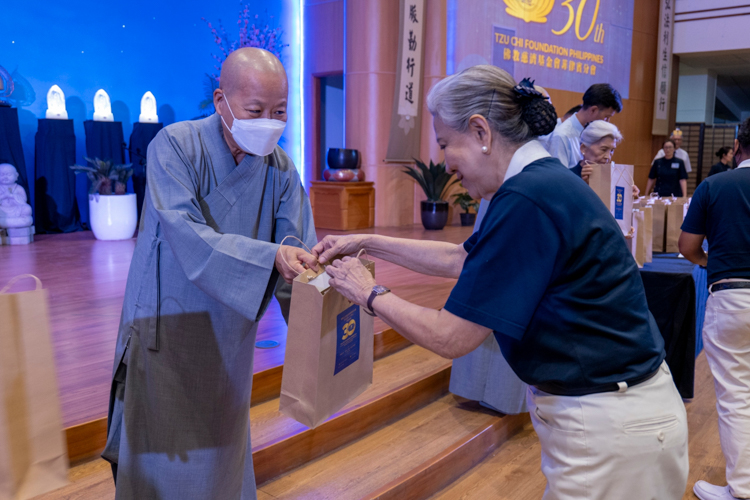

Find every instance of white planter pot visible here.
[89,193,137,240]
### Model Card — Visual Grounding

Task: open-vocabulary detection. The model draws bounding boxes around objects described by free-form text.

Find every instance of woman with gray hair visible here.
[573,120,640,199]
[312,65,688,499]
[572,119,622,181]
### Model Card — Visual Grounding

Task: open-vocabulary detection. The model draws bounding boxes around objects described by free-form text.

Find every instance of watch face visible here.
[373,285,390,295]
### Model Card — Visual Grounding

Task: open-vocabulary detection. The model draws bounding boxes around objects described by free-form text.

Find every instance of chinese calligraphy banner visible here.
[491,0,634,99]
[386,0,425,162]
[652,0,674,135]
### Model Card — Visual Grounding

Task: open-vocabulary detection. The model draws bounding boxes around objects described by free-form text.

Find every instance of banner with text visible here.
[652,0,674,135]
[386,0,425,162]
[492,0,634,99]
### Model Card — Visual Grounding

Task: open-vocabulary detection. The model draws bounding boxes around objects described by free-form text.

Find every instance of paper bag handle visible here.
[278,235,315,276]
[610,165,635,194]
[278,236,371,277]
[355,248,371,262]
[0,274,43,294]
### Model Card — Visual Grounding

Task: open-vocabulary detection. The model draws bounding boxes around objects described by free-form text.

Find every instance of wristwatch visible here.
[365,285,391,317]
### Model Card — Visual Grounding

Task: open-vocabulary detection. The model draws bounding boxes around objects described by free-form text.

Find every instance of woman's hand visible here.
[632,184,640,200]
[581,162,594,184]
[312,235,366,265]
[325,256,376,306]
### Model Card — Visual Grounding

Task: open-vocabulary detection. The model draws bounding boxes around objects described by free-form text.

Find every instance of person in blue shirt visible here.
[680,118,750,500]
[313,65,688,500]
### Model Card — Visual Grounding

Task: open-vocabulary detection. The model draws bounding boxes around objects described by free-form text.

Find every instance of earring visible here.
[482,146,488,154]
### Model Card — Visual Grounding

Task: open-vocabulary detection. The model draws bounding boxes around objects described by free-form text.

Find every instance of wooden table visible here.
[309,181,375,230]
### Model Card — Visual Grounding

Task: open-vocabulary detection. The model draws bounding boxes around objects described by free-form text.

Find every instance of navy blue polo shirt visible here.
[649,157,688,197]
[682,165,750,285]
[444,157,665,393]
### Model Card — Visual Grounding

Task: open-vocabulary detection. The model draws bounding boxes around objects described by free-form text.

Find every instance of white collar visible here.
[737,159,750,169]
[504,139,551,182]
[570,113,585,133]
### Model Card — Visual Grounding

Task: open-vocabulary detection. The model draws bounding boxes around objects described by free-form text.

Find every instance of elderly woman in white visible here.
[573,120,640,199]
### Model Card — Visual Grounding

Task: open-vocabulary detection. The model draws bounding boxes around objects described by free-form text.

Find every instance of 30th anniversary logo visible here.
[504,0,603,43]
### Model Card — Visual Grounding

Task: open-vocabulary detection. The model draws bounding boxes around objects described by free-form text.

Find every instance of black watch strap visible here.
[366,290,378,316]
[366,286,390,317]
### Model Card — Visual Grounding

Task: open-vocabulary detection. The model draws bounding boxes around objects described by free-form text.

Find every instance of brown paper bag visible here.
[0,276,68,500]
[630,210,646,268]
[647,198,667,253]
[640,205,653,263]
[588,163,634,235]
[610,164,634,235]
[588,162,612,208]
[280,258,375,428]
[665,198,689,253]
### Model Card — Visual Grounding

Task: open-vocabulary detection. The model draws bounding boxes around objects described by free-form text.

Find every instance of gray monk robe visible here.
[448,198,528,415]
[102,113,316,499]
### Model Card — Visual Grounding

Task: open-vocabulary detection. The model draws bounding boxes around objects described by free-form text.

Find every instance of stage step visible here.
[429,421,543,500]
[251,345,452,483]
[37,345,452,499]
[65,327,412,465]
[258,396,529,500]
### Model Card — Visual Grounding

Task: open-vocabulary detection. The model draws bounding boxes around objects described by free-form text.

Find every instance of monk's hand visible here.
[326,256,376,306]
[581,162,594,184]
[312,235,366,265]
[275,245,319,284]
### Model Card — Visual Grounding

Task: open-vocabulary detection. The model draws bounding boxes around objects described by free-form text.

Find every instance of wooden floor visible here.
[430,352,725,500]
[0,225,469,428]
[4,225,731,499]
[31,352,726,500]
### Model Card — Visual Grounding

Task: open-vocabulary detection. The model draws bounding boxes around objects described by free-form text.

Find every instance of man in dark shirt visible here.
[680,118,750,500]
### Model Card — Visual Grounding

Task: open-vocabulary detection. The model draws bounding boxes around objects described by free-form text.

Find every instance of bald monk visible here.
[102,48,318,499]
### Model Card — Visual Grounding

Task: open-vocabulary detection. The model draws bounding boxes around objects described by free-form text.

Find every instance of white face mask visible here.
[220,97,286,156]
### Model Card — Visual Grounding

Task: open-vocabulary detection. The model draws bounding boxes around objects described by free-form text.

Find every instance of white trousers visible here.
[703,288,750,498]
[527,362,689,500]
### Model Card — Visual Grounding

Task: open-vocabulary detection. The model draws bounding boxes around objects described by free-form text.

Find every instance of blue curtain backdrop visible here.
[1,0,295,222]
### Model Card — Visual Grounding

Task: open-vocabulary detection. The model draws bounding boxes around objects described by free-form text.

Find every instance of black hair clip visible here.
[512,78,548,103]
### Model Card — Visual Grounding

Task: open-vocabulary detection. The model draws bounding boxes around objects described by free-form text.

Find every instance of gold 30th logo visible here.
[342,319,357,340]
[504,0,604,42]
[504,0,555,24]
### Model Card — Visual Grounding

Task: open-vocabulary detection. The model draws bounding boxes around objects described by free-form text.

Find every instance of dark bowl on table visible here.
[327,148,361,170]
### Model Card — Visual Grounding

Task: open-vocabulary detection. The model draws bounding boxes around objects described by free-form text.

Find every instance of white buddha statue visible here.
[93,89,114,122]
[0,163,33,228]
[45,85,68,119]
[139,91,158,123]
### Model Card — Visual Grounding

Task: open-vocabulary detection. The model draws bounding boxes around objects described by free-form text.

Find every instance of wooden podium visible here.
[310,181,375,230]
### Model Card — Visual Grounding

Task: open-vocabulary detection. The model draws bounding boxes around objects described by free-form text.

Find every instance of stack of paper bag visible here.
[665,197,689,253]
[629,209,648,268]
[641,205,653,263]
[646,196,668,253]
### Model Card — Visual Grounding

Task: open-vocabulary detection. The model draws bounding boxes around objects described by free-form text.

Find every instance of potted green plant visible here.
[70,158,136,241]
[452,191,480,227]
[402,159,459,230]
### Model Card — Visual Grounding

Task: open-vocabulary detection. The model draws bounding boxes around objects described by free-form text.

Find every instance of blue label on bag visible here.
[334,304,360,375]
[614,186,625,220]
